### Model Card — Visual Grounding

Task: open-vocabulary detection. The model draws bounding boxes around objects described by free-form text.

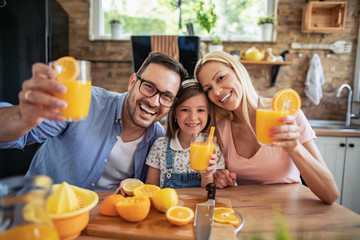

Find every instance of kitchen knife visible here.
[194,183,216,240]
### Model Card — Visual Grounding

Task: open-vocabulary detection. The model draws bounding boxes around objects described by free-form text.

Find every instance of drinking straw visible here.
[208,126,215,144]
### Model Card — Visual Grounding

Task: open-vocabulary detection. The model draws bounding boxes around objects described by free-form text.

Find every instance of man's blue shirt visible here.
[0,87,165,190]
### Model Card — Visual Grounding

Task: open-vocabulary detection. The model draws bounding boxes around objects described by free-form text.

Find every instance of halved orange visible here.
[133,184,160,198]
[99,194,125,216]
[272,88,301,116]
[122,179,144,196]
[116,196,151,222]
[166,206,194,226]
[214,207,240,226]
[53,56,80,82]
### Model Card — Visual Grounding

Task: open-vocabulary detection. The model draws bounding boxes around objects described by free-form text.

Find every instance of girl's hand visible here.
[201,154,217,177]
[269,115,301,152]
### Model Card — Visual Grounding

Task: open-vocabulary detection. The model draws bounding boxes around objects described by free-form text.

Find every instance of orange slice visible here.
[272,88,301,116]
[214,207,240,226]
[166,206,194,226]
[99,194,125,216]
[54,56,80,81]
[133,184,160,198]
[116,196,151,222]
[122,179,144,196]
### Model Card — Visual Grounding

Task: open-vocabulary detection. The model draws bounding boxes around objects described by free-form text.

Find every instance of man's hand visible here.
[19,63,67,125]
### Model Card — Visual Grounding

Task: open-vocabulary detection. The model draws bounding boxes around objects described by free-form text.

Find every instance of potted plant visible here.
[110,18,123,40]
[194,0,223,52]
[208,35,223,52]
[258,15,274,41]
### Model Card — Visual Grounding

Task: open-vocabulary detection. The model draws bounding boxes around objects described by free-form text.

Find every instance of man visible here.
[0,52,187,191]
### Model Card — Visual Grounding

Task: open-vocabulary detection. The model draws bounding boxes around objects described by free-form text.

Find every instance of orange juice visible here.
[256,109,288,145]
[190,142,215,172]
[0,224,59,240]
[54,80,91,120]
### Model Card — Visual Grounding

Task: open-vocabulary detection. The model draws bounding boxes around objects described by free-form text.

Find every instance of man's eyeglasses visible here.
[136,74,177,108]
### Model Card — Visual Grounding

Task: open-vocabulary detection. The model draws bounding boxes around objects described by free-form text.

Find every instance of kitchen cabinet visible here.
[315,136,360,214]
[302,1,347,33]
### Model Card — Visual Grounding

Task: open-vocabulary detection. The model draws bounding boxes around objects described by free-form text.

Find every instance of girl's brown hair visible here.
[166,79,216,139]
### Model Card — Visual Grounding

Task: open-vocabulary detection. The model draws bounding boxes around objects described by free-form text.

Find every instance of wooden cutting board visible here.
[86,194,236,240]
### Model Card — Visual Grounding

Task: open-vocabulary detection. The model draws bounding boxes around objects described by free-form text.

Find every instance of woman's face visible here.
[197,61,243,111]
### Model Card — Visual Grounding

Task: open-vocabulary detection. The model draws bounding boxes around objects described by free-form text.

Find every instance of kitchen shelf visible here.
[240,60,292,86]
[302,1,347,33]
[240,60,292,66]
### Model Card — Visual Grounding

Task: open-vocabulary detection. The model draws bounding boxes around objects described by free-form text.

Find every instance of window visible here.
[90,0,276,41]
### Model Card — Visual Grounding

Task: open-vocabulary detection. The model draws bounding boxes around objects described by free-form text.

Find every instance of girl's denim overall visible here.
[162,139,201,188]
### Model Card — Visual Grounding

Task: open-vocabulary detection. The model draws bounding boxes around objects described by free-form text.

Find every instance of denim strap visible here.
[165,138,173,169]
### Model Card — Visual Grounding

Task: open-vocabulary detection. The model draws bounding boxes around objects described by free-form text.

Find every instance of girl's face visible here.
[197,61,243,111]
[175,93,209,138]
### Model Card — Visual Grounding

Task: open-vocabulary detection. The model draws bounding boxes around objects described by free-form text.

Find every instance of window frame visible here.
[89,0,277,42]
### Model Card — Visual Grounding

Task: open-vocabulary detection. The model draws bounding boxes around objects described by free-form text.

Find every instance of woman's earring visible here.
[175,119,177,122]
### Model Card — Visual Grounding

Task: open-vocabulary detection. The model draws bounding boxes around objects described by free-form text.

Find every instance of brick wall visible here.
[57,0,359,120]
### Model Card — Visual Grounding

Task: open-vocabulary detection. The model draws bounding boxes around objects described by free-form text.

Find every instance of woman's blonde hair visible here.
[194,51,259,135]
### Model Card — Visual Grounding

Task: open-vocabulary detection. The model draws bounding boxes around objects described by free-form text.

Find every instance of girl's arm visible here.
[145,166,160,186]
[271,116,339,204]
[201,154,217,187]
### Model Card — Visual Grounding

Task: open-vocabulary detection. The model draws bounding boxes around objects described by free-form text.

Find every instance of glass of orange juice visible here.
[0,175,59,240]
[190,133,216,173]
[51,58,92,122]
[256,98,291,145]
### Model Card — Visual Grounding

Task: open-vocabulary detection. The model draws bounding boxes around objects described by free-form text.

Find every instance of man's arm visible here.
[0,106,35,142]
[0,63,68,142]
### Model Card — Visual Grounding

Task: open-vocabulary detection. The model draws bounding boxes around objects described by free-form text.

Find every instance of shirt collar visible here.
[170,129,187,151]
[115,92,128,122]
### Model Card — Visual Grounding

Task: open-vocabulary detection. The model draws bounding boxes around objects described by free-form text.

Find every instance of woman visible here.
[194,51,339,204]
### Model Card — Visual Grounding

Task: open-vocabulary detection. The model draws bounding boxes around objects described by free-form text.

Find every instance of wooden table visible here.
[78,183,360,240]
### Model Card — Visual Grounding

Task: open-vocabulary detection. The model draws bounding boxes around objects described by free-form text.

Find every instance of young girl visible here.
[145,79,225,188]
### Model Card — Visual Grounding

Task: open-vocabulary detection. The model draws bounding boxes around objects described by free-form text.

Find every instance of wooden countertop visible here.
[78,184,360,240]
[313,128,360,137]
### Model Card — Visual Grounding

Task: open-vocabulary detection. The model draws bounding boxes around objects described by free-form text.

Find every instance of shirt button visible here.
[91,183,95,187]
[104,159,108,163]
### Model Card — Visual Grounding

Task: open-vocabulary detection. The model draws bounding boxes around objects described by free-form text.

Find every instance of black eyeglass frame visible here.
[136,74,178,108]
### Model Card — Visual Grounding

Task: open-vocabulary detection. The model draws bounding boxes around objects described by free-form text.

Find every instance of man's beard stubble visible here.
[125,92,165,129]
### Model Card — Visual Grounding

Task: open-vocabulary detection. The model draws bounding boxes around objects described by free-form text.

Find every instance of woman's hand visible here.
[269,115,301,152]
[213,169,236,188]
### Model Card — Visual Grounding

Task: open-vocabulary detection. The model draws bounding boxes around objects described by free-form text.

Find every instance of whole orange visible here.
[151,188,178,213]
[99,194,125,216]
[116,196,151,222]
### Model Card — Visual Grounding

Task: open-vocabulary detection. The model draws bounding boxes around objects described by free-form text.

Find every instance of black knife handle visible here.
[206,183,216,200]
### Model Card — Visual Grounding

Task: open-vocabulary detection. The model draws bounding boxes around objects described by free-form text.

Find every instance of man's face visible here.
[126,63,181,128]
